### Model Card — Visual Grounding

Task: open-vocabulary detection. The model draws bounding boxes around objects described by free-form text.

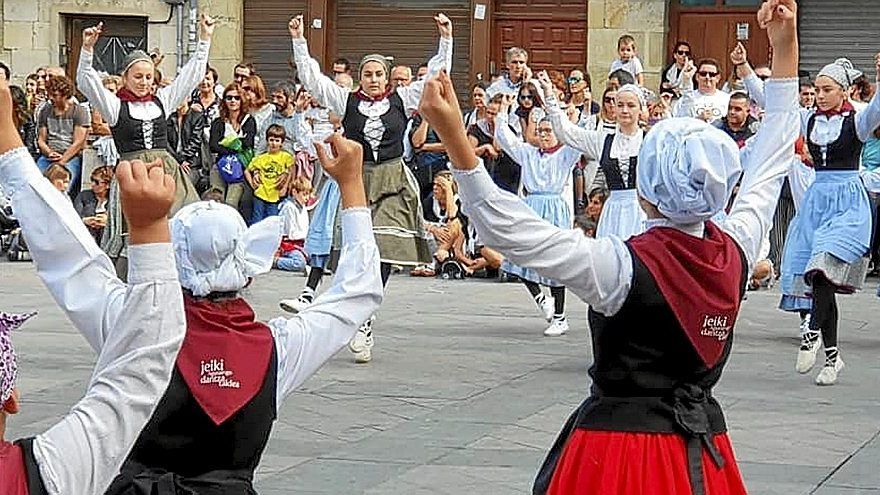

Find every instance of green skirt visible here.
[361,157,431,265]
[101,149,200,258]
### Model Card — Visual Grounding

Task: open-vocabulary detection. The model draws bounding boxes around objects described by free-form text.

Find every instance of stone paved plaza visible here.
[2,260,879,494]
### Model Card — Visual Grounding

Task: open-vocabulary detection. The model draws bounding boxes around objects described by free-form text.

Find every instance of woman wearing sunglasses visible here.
[76,16,214,277]
[208,84,257,211]
[661,41,693,95]
[514,82,546,146]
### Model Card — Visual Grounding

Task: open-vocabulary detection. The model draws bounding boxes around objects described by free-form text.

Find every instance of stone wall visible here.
[588,0,669,91]
[0,0,243,85]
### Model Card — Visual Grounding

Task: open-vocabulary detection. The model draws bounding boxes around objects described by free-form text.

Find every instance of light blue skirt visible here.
[305,178,341,258]
[596,189,646,240]
[503,192,571,287]
[780,170,871,296]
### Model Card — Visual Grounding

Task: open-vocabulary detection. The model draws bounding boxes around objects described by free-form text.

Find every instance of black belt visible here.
[533,386,725,495]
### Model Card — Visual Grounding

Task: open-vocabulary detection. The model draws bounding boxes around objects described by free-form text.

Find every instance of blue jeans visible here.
[251,197,281,224]
[276,250,307,272]
[37,155,82,198]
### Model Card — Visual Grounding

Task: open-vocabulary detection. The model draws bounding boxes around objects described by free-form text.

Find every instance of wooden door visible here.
[65,16,147,84]
[491,0,587,76]
[676,12,769,79]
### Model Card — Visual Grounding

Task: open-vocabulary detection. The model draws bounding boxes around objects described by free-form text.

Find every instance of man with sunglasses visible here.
[674,57,730,124]
[661,41,692,95]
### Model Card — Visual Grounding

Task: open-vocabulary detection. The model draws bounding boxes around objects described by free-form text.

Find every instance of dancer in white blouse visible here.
[0,70,186,494]
[289,13,451,362]
[417,2,800,492]
[540,75,647,240]
[494,96,582,336]
[3,115,382,492]
[76,17,214,277]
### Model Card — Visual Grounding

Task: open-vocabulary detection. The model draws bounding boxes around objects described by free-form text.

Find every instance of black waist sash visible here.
[533,384,726,495]
[109,461,255,495]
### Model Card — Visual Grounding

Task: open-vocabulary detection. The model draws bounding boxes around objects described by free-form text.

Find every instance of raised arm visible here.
[731,42,767,108]
[76,23,121,127]
[418,71,633,315]
[723,0,800,270]
[855,55,880,141]
[494,110,533,166]
[157,14,215,113]
[31,160,185,495]
[289,16,348,117]
[396,13,454,115]
[538,72,603,160]
[0,103,125,353]
[272,134,382,403]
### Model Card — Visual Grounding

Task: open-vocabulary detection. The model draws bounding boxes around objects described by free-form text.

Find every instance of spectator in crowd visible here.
[850,74,875,106]
[487,46,531,98]
[585,186,608,224]
[209,82,256,211]
[419,170,463,274]
[391,65,413,90]
[416,62,429,80]
[661,40,692,94]
[568,69,598,119]
[44,163,71,194]
[515,81,544,145]
[247,124,293,224]
[573,214,597,237]
[24,73,41,112]
[74,165,113,242]
[335,72,354,89]
[463,81,488,129]
[243,75,274,145]
[410,110,448,202]
[9,85,37,159]
[192,66,221,124]
[675,57,730,124]
[468,94,521,194]
[167,98,206,187]
[36,75,89,198]
[716,91,760,147]
[799,79,816,108]
[233,62,255,84]
[607,68,635,91]
[332,57,351,77]
[257,81,299,154]
[89,75,121,168]
[274,177,313,273]
[647,98,671,128]
[609,34,645,86]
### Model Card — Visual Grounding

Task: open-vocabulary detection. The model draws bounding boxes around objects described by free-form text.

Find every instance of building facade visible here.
[2,0,877,94]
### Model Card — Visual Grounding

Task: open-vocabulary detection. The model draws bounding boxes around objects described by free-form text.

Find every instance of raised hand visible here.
[294,91,310,112]
[314,134,366,208]
[419,71,478,171]
[289,15,305,40]
[681,58,696,79]
[730,42,747,66]
[117,159,175,230]
[82,22,104,51]
[536,71,555,98]
[759,0,797,46]
[435,13,453,39]
[199,14,217,41]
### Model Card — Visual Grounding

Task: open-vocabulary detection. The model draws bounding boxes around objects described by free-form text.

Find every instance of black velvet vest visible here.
[104,347,278,494]
[111,99,169,154]
[807,111,862,171]
[342,92,407,163]
[599,133,638,190]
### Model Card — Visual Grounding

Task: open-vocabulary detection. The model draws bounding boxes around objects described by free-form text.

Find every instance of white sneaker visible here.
[543,318,569,337]
[349,316,375,363]
[815,357,844,386]
[538,297,555,322]
[279,292,314,314]
[796,331,822,374]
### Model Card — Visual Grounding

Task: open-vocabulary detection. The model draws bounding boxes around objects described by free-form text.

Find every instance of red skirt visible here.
[547,431,747,495]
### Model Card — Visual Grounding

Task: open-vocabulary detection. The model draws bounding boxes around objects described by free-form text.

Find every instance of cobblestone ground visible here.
[2,261,879,494]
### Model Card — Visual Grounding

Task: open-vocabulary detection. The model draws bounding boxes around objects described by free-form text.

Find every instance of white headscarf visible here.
[171,202,283,297]
[617,83,646,108]
[637,118,741,224]
[818,58,863,89]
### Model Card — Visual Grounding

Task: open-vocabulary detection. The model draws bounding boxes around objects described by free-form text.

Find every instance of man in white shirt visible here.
[674,58,731,124]
[486,47,532,98]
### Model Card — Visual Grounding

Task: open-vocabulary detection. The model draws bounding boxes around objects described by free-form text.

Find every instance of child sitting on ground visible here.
[44,163,71,194]
[274,176,312,273]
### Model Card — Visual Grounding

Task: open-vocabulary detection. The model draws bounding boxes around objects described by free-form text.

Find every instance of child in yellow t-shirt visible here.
[245,124,293,223]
